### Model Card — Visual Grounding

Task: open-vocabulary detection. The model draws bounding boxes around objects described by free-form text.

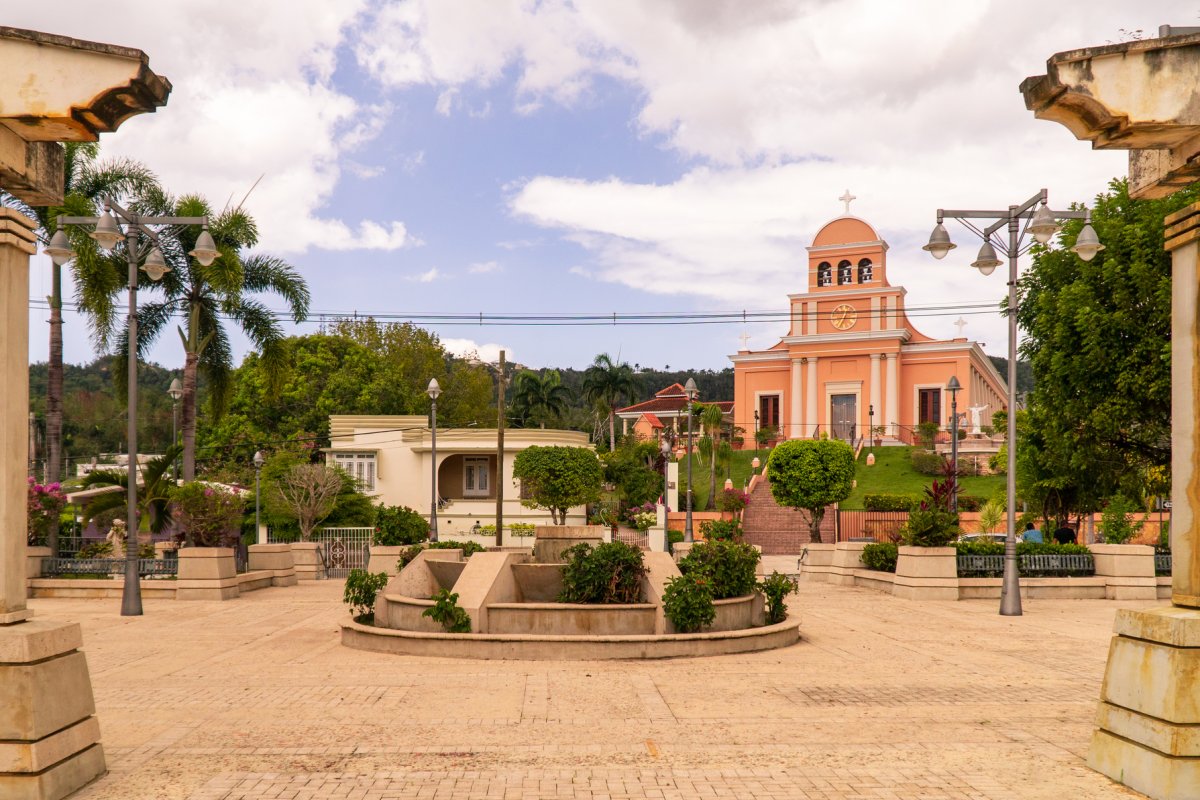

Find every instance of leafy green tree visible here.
[767,438,855,543]
[4,143,159,555]
[1017,179,1200,507]
[601,438,662,509]
[121,190,310,481]
[510,369,572,428]
[79,445,182,535]
[700,403,725,509]
[512,445,603,525]
[582,353,639,451]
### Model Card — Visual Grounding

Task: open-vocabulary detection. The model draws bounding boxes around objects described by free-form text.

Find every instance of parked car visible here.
[958,533,1016,544]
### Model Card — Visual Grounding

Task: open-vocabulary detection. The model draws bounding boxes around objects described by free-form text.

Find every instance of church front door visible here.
[830,394,857,441]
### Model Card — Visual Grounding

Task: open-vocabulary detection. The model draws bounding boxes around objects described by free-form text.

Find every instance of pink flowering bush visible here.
[171,482,245,547]
[27,477,66,546]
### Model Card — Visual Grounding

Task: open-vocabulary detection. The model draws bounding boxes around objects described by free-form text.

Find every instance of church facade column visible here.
[869,354,882,436]
[885,353,899,436]
[789,358,803,439]
[805,357,818,438]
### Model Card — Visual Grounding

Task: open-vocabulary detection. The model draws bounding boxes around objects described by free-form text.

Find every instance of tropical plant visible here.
[917,421,940,449]
[510,369,572,428]
[423,589,472,632]
[701,403,725,509]
[3,143,160,555]
[79,445,183,536]
[717,488,749,517]
[977,499,1005,534]
[558,541,647,604]
[758,571,796,624]
[767,438,855,543]
[170,481,245,547]
[678,540,760,599]
[900,478,961,547]
[373,504,430,546]
[662,572,715,633]
[512,445,603,524]
[273,463,343,541]
[343,569,388,619]
[699,519,742,541]
[119,189,310,479]
[1100,495,1144,544]
[581,353,639,451]
[755,425,777,447]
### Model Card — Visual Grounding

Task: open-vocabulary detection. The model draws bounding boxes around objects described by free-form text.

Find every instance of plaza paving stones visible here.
[29,579,1150,799]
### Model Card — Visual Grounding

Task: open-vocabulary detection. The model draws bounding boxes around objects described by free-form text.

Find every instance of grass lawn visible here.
[842,445,1006,508]
[679,449,761,509]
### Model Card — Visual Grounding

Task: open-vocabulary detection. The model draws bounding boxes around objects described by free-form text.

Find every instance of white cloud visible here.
[467,260,501,274]
[408,267,441,283]
[442,338,512,363]
[5,2,413,256]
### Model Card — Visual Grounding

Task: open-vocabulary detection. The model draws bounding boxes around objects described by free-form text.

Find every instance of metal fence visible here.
[1156,550,1172,576]
[613,527,649,550]
[957,553,1094,578]
[311,527,372,578]
[837,511,908,543]
[42,557,177,579]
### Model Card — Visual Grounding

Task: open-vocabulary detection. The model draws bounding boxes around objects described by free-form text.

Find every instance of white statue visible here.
[967,403,989,435]
[106,518,127,559]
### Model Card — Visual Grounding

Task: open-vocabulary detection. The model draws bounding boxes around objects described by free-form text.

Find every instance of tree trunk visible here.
[809,507,824,544]
[608,410,616,452]
[181,349,199,480]
[706,447,718,511]
[45,263,63,556]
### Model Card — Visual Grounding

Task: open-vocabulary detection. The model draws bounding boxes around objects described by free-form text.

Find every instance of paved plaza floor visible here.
[30,577,1152,799]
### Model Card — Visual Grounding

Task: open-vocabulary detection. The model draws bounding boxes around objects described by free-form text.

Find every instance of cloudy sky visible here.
[13,1,1177,373]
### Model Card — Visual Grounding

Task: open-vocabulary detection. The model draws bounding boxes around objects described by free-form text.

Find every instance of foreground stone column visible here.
[0,209,105,799]
[1087,202,1200,796]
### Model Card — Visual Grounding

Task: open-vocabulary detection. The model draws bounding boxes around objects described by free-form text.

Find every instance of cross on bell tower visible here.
[839,189,857,215]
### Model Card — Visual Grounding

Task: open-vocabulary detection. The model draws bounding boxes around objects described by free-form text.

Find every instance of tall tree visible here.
[582,353,639,451]
[510,369,572,428]
[701,403,725,509]
[2,143,158,556]
[120,190,310,480]
[1016,178,1200,508]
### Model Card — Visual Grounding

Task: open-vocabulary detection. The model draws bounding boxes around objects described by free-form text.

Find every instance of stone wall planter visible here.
[1089,543,1156,600]
[248,543,297,586]
[290,541,325,581]
[800,543,835,582]
[367,545,407,576]
[705,594,762,632]
[25,546,50,580]
[893,546,958,600]
[532,525,605,563]
[176,547,239,601]
[829,541,869,586]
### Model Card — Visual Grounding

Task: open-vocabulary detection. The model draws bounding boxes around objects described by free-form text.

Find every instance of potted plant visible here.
[370,503,430,574]
[871,425,887,448]
[893,477,961,600]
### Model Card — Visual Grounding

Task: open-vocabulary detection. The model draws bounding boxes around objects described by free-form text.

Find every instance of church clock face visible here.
[831,303,857,330]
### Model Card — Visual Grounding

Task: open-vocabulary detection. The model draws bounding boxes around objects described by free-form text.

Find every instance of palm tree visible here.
[118,190,310,479]
[510,370,572,428]
[701,403,725,509]
[79,445,181,536]
[582,353,639,451]
[2,143,158,556]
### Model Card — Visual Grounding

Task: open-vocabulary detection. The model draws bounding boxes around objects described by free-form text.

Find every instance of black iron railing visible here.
[41,557,177,579]
[957,553,1094,578]
[1155,550,1172,576]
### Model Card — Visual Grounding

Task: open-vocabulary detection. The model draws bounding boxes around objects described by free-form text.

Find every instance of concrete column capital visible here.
[0,207,38,255]
[870,353,882,361]
[1165,202,1200,252]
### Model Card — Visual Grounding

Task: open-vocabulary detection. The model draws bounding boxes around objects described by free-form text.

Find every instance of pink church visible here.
[730,212,1007,445]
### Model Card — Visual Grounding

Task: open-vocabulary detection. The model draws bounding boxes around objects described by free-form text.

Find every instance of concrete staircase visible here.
[741,477,836,554]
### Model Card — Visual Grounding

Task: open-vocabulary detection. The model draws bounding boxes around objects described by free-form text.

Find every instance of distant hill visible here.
[987,356,1034,396]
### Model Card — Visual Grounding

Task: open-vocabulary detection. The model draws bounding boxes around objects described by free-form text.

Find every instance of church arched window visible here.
[837,260,853,285]
[858,258,873,283]
[817,262,832,287]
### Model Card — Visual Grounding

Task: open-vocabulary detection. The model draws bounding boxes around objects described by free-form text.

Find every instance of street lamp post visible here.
[923,188,1103,616]
[868,403,874,448]
[47,198,218,617]
[168,378,182,481]
[946,376,961,513]
[427,378,441,542]
[253,450,265,545]
[660,435,671,513]
[753,409,759,460]
[683,378,698,543]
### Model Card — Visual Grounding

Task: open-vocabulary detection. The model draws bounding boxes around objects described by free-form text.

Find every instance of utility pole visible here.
[495,350,506,547]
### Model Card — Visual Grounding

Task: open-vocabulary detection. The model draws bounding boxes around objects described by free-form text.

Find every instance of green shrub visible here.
[1100,495,1143,544]
[910,450,945,476]
[171,482,244,547]
[668,530,684,544]
[900,478,960,547]
[953,540,1091,557]
[373,504,430,546]
[956,495,984,512]
[423,589,472,632]
[917,421,940,448]
[1160,521,1171,551]
[678,540,760,599]
[78,540,113,558]
[343,569,388,619]
[397,544,424,571]
[717,489,749,515]
[558,541,647,604]
[510,523,536,537]
[758,571,796,624]
[989,444,1007,474]
[429,540,486,556]
[860,542,898,572]
[662,572,716,633]
[863,494,917,512]
[700,519,742,541]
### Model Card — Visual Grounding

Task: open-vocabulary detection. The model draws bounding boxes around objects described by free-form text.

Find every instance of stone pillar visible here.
[1087,202,1200,796]
[0,208,106,798]
[805,357,818,437]
[789,358,802,439]
[870,296,880,332]
[869,354,882,434]
[885,354,899,435]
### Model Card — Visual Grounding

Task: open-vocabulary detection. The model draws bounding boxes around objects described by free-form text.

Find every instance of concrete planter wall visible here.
[800,543,836,582]
[893,546,958,600]
[706,594,762,632]
[247,543,297,587]
[26,545,50,579]
[176,547,239,601]
[1088,543,1156,600]
[290,541,325,581]
[532,525,605,563]
[368,545,408,576]
[487,603,657,635]
[829,541,869,586]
